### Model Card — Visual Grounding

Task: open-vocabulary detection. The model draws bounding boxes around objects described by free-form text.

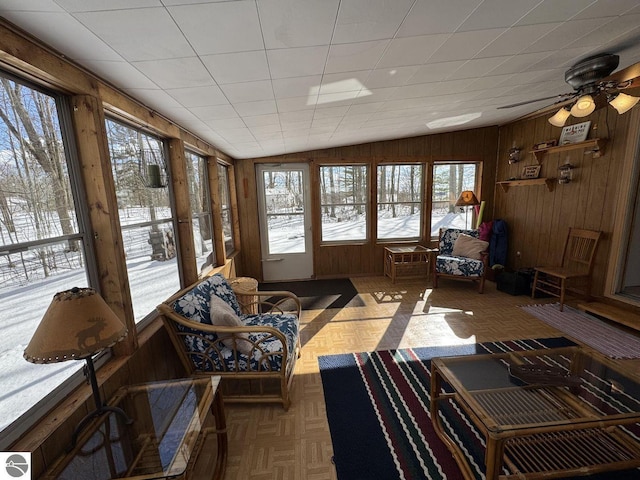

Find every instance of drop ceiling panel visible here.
[256,0,339,49]
[74,8,194,61]
[4,0,640,159]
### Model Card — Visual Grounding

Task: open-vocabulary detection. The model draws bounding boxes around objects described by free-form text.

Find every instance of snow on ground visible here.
[0,210,467,433]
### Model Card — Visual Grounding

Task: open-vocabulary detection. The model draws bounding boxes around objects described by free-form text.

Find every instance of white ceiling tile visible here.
[243,114,281,127]
[123,88,182,110]
[248,123,283,135]
[325,40,389,74]
[217,128,256,143]
[366,66,420,88]
[206,117,247,130]
[132,57,213,89]
[313,106,351,118]
[377,34,450,68]
[191,104,239,121]
[234,100,278,117]
[397,0,484,37]
[523,18,615,54]
[516,0,597,26]
[476,23,561,58]
[257,0,339,48]
[166,85,229,108]
[267,46,329,79]
[56,0,160,11]
[448,57,511,80]
[220,80,274,103]
[87,61,158,89]
[574,0,640,18]
[168,1,263,55]
[428,29,507,63]
[406,61,466,84]
[2,12,122,62]
[319,72,370,94]
[75,8,194,61]
[457,0,542,31]
[0,0,62,11]
[333,0,414,44]
[488,51,554,75]
[9,0,640,159]
[272,76,323,99]
[201,51,270,85]
[276,96,317,113]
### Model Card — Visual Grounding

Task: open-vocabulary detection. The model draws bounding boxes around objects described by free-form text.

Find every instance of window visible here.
[105,119,180,322]
[218,163,235,255]
[377,164,423,240]
[0,74,91,440]
[431,162,479,236]
[185,151,214,272]
[320,165,368,242]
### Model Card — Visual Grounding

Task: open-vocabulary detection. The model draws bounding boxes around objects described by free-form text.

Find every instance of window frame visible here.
[217,162,235,257]
[430,161,482,240]
[319,163,369,245]
[104,116,181,325]
[0,70,100,449]
[185,150,215,273]
[376,163,424,242]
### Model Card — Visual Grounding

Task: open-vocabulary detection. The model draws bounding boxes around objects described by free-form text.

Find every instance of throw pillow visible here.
[209,294,252,355]
[452,233,489,260]
[478,221,493,242]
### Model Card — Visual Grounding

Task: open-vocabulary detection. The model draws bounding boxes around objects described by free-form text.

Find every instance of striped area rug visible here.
[521,303,640,359]
[319,338,640,480]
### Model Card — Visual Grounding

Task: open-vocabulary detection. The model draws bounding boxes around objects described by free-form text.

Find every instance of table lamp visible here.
[455,190,480,229]
[24,287,132,445]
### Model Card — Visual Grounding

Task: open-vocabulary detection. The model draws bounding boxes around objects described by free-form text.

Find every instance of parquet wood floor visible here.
[192,276,640,480]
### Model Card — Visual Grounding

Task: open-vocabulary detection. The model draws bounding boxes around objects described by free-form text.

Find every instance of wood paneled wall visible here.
[495,107,635,299]
[235,127,499,280]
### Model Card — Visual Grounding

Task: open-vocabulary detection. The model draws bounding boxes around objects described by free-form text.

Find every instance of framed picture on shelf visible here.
[522,165,541,179]
[559,121,591,145]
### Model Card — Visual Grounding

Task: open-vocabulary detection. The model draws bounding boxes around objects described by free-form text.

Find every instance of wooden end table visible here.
[42,377,227,480]
[384,245,436,283]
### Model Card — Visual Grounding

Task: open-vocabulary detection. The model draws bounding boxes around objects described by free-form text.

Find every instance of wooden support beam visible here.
[209,157,227,267]
[69,94,136,354]
[167,138,197,286]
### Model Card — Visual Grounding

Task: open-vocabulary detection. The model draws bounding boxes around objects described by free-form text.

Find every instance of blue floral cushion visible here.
[435,255,484,277]
[436,228,484,278]
[171,273,298,373]
[439,228,479,255]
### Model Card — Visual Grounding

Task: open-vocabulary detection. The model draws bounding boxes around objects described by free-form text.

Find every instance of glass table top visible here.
[46,377,218,480]
[433,346,640,432]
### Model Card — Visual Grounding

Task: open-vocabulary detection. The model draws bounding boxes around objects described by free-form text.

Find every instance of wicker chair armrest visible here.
[238,290,302,317]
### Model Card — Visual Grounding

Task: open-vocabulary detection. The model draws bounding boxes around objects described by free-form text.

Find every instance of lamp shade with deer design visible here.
[24,287,131,446]
[24,287,127,363]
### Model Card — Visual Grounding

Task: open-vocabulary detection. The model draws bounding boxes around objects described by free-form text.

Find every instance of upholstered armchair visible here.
[432,228,489,293]
[157,273,301,410]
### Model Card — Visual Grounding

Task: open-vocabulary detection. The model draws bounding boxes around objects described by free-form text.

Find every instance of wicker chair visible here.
[157,273,301,410]
[432,228,489,293]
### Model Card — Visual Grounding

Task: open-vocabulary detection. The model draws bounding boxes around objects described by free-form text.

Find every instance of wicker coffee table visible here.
[430,346,640,479]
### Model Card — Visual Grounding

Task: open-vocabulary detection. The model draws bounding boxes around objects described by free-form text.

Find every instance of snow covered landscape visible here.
[0,207,468,433]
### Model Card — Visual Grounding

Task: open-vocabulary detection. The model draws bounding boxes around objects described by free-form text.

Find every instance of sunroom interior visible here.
[2,2,640,479]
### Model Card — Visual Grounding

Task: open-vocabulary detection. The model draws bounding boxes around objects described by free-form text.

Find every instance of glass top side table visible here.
[42,376,226,480]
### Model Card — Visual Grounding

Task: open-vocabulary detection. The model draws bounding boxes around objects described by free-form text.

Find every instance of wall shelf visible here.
[529,138,606,162]
[497,178,556,192]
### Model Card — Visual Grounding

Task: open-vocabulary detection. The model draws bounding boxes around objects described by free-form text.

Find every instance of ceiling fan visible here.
[498,53,640,126]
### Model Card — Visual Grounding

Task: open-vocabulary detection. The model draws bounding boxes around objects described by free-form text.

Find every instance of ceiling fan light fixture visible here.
[570,95,596,117]
[608,92,640,114]
[548,107,571,127]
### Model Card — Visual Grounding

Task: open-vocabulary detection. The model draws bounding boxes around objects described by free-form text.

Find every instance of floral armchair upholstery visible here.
[157,273,301,410]
[432,228,489,293]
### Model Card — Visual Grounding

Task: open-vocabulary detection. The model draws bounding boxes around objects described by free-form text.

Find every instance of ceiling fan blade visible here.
[497,93,575,109]
[603,61,640,84]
